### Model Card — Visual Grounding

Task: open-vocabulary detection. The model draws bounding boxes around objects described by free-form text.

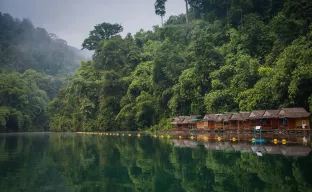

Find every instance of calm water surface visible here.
[0,132,312,192]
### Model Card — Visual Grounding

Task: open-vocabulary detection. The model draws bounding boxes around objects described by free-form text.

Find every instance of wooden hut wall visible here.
[196,121,205,130]
[285,118,296,130]
[239,121,250,130]
[177,124,189,129]
[294,117,310,129]
[209,121,216,129]
[229,121,239,130]
[204,121,209,129]
[216,122,223,129]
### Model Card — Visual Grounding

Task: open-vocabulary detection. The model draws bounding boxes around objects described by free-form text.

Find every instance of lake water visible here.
[0,132,312,192]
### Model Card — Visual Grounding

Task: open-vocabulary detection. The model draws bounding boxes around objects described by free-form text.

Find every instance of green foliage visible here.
[49,0,312,131]
[0,70,50,132]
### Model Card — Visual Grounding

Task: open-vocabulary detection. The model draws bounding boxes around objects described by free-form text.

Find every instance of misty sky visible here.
[0,0,185,48]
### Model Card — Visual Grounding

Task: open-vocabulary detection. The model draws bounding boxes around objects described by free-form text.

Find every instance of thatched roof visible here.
[249,110,266,119]
[170,115,201,124]
[278,108,310,118]
[229,113,243,121]
[263,110,280,118]
[170,116,188,125]
[240,112,251,120]
[202,114,219,122]
[216,113,232,122]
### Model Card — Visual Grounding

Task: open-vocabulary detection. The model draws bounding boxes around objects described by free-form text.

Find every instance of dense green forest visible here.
[0,12,89,132]
[1,134,312,191]
[1,0,312,132]
[49,0,312,132]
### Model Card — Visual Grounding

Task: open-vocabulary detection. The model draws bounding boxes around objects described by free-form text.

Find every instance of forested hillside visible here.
[0,12,87,132]
[49,0,312,132]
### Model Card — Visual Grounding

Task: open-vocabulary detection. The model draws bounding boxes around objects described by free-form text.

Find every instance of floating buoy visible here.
[122,133,124,136]
[128,134,131,136]
[273,139,278,144]
[251,138,255,142]
[110,133,112,136]
[116,133,119,136]
[204,136,207,141]
[153,135,157,138]
[217,137,221,141]
[160,135,164,138]
[232,137,236,142]
[178,136,182,139]
[137,133,141,137]
[282,139,287,145]
[190,136,194,140]
[167,135,170,138]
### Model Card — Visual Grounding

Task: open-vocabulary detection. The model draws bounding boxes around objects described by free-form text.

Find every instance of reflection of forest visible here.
[0,133,312,192]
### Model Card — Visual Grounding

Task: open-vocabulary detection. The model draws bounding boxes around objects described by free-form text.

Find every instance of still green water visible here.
[0,133,312,192]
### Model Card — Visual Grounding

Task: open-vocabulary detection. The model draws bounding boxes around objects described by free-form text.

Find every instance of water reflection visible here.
[0,133,312,191]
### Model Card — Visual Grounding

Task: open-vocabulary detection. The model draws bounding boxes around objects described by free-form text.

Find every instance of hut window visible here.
[232,121,237,126]
[224,122,229,125]
[263,120,268,125]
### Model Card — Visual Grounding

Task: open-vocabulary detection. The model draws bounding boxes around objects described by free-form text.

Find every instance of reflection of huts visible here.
[264,145,283,155]
[170,115,201,130]
[278,108,311,130]
[280,146,311,157]
[173,139,312,157]
[232,143,252,152]
[171,139,198,148]
[218,142,234,151]
[251,146,267,155]
[203,142,220,150]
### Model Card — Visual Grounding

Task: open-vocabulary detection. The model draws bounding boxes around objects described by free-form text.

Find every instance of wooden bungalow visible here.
[228,113,241,130]
[248,110,266,129]
[228,112,250,130]
[196,114,219,130]
[277,108,311,130]
[170,115,201,130]
[170,116,188,129]
[262,110,281,129]
[216,113,232,130]
[240,112,251,130]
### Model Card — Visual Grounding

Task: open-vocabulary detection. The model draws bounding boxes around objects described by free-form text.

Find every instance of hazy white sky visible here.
[0,0,185,48]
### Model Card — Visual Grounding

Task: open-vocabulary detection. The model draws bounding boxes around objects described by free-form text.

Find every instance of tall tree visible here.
[81,22,123,51]
[155,0,190,25]
[154,0,167,26]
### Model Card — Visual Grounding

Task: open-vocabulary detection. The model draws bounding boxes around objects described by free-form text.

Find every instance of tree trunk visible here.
[185,0,189,24]
[161,15,164,26]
